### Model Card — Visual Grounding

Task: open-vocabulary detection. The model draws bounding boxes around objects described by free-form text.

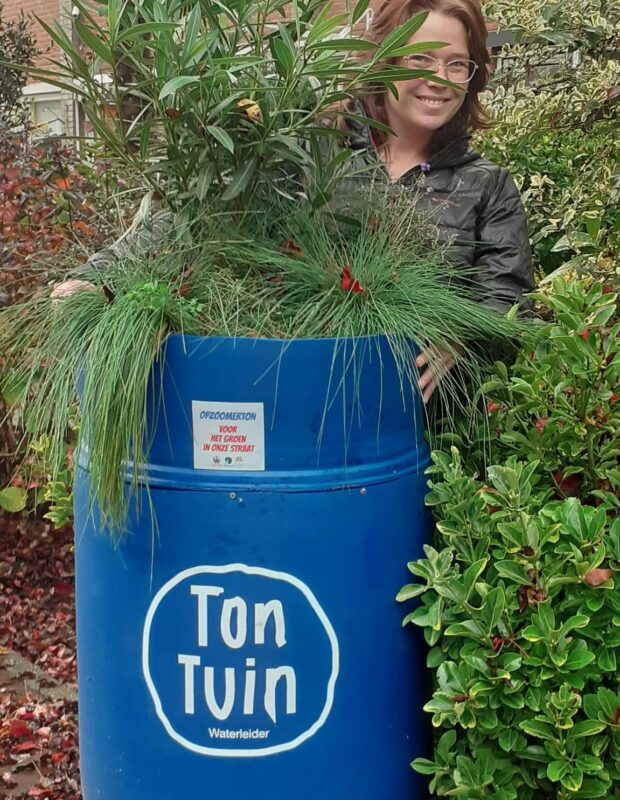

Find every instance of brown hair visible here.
[347,0,492,152]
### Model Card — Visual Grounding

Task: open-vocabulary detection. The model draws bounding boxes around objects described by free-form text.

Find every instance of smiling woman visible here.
[335,0,534,400]
[355,0,492,155]
[382,11,482,174]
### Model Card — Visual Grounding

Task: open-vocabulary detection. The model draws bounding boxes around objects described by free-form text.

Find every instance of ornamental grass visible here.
[0,189,530,533]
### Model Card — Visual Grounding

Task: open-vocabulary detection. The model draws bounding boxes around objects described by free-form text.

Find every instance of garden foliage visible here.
[0,135,125,282]
[0,2,144,515]
[0,0,531,532]
[401,280,620,798]
[0,14,138,517]
[0,119,140,513]
[0,189,527,533]
[0,136,129,516]
[397,7,620,792]
[28,0,460,227]
[0,1,617,795]
[479,0,620,279]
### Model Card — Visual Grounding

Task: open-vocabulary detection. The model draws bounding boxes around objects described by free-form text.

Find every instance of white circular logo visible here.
[143,564,339,757]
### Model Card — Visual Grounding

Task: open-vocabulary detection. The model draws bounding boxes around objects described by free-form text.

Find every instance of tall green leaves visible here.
[0,188,529,532]
[27,0,449,220]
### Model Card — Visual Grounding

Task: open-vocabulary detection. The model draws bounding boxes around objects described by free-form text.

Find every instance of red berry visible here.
[579,329,590,341]
[535,416,550,434]
[341,266,353,291]
[487,402,501,414]
[282,239,303,257]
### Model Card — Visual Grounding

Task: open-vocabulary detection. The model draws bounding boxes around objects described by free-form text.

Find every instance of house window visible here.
[22,82,66,137]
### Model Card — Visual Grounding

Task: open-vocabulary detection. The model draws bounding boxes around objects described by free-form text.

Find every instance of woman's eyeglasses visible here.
[405,54,478,84]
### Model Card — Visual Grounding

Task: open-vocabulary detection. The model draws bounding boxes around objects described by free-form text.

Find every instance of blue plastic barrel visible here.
[74,335,431,799]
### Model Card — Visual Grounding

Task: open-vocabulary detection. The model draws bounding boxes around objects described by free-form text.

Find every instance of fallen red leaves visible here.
[7,719,33,740]
[0,513,81,799]
[0,517,76,683]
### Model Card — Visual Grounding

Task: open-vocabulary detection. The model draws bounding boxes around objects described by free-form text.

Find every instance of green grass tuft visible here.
[0,190,532,534]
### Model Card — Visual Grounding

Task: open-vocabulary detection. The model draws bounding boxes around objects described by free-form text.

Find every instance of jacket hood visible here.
[344,112,481,171]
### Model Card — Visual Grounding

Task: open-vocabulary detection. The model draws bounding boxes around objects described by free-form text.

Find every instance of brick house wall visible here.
[3,0,62,66]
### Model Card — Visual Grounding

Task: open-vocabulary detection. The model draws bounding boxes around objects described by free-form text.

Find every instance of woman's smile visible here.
[413,94,452,108]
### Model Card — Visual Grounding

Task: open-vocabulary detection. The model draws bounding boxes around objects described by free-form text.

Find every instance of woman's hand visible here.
[50,280,97,303]
[416,346,460,404]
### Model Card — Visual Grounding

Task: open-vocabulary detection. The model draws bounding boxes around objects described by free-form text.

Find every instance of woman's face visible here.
[384,11,470,139]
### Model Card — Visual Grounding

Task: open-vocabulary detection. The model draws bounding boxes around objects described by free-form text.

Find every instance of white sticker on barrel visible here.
[192,401,265,471]
[143,564,340,758]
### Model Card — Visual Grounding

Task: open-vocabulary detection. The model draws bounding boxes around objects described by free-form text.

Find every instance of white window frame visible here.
[23,82,66,137]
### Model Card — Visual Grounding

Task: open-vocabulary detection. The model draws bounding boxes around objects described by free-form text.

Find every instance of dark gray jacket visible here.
[344,120,534,312]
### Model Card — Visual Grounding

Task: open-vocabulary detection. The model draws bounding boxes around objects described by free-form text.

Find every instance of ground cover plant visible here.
[0,514,81,800]
[400,279,620,798]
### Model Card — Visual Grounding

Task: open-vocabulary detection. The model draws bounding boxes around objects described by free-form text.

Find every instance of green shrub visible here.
[478,114,619,280]
[478,0,620,280]
[402,279,620,798]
